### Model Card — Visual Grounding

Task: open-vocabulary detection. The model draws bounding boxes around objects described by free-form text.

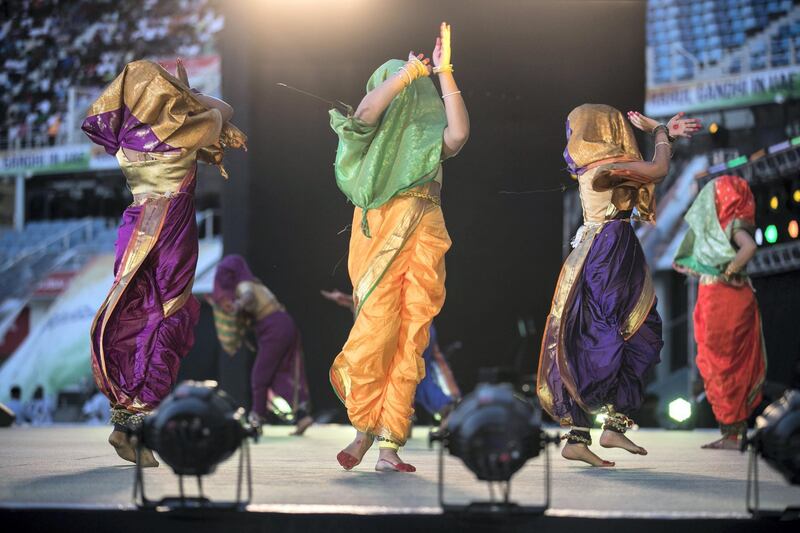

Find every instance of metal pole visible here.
[14,173,25,231]
[686,278,698,401]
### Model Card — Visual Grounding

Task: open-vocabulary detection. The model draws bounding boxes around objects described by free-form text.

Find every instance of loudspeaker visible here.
[0,402,15,427]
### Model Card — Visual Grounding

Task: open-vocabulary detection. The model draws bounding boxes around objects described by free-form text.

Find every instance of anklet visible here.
[602,412,634,434]
[561,429,592,445]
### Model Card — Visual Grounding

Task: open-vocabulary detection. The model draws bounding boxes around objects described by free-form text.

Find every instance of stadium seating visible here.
[0,0,223,150]
[647,0,799,85]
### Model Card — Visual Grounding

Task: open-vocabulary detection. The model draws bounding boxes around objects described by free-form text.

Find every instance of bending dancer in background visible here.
[674,175,766,449]
[537,105,700,466]
[328,22,469,472]
[82,59,246,467]
[210,255,313,436]
[322,289,460,425]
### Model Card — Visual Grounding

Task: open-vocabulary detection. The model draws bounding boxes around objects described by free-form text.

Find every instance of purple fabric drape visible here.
[82,106,177,155]
[91,177,200,410]
[547,221,663,427]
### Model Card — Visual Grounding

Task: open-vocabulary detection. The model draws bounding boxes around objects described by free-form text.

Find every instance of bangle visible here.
[433,64,454,74]
[441,90,461,99]
[652,124,668,136]
[396,66,412,86]
[653,140,672,160]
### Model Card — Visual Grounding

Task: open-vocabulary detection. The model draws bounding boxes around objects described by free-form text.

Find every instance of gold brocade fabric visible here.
[567,104,656,224]
[566,104,642,171]
[117,148,197,197]
[86,60,246,178]
[236,281,284,321]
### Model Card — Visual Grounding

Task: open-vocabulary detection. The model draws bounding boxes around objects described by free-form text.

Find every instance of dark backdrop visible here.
[214,0,647,412]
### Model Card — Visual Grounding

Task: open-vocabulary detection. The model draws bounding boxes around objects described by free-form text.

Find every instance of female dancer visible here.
[537,105,700,466]
[328,22,469,472]
[210,255,313,436]
[674,175,766,449]
[82,59,246,466]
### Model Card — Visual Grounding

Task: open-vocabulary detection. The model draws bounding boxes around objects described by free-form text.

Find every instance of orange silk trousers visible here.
[330,193,451,445]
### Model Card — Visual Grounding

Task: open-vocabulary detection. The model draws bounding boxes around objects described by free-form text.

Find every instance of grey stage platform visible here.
[1,425,798,518]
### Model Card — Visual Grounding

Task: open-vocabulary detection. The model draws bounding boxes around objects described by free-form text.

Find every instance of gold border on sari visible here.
[351,186,433,313]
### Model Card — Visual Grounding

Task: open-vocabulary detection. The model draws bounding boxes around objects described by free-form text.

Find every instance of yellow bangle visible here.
[433,64,454,74]
[396,66,412,86]
[441,90,461,99]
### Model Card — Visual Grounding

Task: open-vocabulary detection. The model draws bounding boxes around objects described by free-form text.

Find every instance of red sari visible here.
[677,175,766,431]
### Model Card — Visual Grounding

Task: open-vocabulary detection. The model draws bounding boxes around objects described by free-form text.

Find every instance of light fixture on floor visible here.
[429,370,560,515]
[668,397,692,424]
[743,388,800,518]
[130,380,258,510]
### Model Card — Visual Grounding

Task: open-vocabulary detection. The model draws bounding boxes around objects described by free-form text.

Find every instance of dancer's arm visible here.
[353,52,432,125]
[619,111,702,181]
[321,289,356,313]
[433,22,469,158]
[724,230,757,279]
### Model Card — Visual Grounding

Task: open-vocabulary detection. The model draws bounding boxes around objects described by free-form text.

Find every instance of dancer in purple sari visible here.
[210,255,313,436]
[82,59,246,467]
[537,105,700,466]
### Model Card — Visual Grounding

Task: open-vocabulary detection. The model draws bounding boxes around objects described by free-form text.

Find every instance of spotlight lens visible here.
[793,190,800,203]
[755,228,764,246]
[769,196,779,210]
[765,224,779,244]
[668,398,692,423]
[709,122,719,134]
[789,220,799,239]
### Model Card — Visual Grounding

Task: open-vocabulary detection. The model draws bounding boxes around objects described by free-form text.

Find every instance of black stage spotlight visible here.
[429,371,560,515]
[130,380,258,510]
[743,388,800,518]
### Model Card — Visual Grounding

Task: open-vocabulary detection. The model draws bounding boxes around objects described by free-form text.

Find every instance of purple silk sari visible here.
[546,221,663,427]
[90,172,200,412]
[83,60,234,415]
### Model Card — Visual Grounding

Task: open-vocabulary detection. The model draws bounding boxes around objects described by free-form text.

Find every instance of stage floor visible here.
[1,425,798,517]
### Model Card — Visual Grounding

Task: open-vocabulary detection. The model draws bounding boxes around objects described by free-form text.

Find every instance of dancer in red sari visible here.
[674,175,767,449]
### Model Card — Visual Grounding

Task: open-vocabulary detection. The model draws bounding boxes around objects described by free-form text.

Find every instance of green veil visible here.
[330,59,447,237]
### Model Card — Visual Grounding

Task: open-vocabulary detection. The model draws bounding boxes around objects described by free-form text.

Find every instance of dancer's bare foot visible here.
[137,447,160,468]
[561,442,615,467]
[108,429,136,463]
[375,447,416,473]
[599,429,647,455]
[701,436,740,450]
[290,415,314,436]
[337,431,373,470]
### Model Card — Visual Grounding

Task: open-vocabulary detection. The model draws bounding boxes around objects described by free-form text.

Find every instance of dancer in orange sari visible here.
[674,175,766,449]
[328,23,469,472]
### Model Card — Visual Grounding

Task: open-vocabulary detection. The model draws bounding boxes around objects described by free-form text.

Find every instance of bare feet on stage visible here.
[375,448,416,473]
[600,429,648,455]
[701,436,740,450]
[337,430,374,470]
[290,415,314,436]
[561,442,615,467]
[108,429,160,467]
[108,429,136,463]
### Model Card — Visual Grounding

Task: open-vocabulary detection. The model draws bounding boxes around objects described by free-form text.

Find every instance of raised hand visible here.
[626,111,661,133]
[627,110,702,138]
[176,58,190,88]
[666,112,702,138]
[407,51,432,77]
[432,21,451,68]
